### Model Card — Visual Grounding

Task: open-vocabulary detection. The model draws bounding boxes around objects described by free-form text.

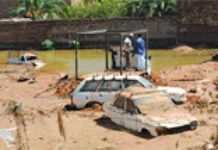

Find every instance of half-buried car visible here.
[103,86,198,137]
[70,74,187,109]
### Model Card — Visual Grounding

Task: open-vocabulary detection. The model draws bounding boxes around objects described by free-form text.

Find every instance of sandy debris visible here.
[0,60,217,150]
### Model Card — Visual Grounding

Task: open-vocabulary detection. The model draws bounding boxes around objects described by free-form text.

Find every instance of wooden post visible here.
[75,35,79,80]
[145,31,149,74]
[105,32,109,70]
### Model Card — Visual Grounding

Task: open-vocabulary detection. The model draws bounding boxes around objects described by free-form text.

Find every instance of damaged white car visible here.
[103,86,198,137]
[71,74,187,109]
[8,53,45,69]
[71,75,186,109]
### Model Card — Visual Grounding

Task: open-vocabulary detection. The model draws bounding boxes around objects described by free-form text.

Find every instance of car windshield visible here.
[132,92,175,113]
[26,56,38,61]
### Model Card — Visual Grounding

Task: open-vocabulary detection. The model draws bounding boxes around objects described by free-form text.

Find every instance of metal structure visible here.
[74,29,149,80]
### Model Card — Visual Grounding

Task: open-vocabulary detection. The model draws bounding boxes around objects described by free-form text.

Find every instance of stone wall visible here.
[0,17,177,49]
[177,0,218,46]
[0,0,17,18]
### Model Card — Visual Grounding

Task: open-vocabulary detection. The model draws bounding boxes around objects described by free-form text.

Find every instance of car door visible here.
[74,80,101,106]
[95,80,122,104]
[123,100,138,131]
[110,98,125,125]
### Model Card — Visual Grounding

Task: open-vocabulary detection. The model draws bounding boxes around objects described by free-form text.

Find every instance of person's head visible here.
[137,34,142,37]
[129,33,134,37]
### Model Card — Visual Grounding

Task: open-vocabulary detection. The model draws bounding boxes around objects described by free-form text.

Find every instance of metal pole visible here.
[145,31,149,74]
[75,34,79,80]
[120,34,123,75]
[105,32,109,70]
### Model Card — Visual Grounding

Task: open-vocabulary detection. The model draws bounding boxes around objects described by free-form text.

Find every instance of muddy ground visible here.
[0,60,217,150]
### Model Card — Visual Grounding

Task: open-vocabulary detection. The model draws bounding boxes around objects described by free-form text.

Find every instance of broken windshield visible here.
[138,77,154,88]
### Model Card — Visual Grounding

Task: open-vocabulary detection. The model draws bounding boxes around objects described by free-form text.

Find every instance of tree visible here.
[125,0,176,17]
[13,0,66,20]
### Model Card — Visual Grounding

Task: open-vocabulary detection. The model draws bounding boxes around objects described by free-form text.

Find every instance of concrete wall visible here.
[0,18,177,49]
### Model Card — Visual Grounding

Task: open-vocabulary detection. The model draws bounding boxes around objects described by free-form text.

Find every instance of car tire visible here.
[86,102,102,110]
[190,121,198,130]
[141,128,155,138]
[64,104,77,111]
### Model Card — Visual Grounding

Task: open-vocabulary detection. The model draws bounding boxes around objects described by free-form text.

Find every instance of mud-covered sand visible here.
[0,61,217,150]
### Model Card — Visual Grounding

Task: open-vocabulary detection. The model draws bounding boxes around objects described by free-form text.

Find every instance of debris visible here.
[34,73,75,98]
[17,76,30,82]
[5,101,30,150]
[55,77,79,97]
[173,45,196,54]
[0,128,16,148]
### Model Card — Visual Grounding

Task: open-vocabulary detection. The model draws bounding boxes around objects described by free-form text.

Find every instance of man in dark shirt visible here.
[134,34,146,70]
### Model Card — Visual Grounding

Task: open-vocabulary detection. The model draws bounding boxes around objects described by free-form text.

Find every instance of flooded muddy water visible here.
[0,49,212,74]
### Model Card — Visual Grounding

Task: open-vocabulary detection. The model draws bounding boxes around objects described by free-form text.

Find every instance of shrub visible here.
[59,0,127,19]
[41,39,55,50]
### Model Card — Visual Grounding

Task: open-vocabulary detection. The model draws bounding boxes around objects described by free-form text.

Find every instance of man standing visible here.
[134,34,146,70]
[123,33,134,68]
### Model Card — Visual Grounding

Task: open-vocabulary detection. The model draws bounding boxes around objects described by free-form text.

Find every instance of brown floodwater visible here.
[0,49,212,75]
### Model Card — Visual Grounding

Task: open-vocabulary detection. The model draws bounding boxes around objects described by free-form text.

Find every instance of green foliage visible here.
[125,0,176,17]
[41,39,55,50]
[58,0,127,19]
[12,0,66,20]
[12,0,177,20]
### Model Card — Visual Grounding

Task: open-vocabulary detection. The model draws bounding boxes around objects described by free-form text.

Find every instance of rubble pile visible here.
[160,62,218,87]
[186,78,218,113]
[55,78,79,97]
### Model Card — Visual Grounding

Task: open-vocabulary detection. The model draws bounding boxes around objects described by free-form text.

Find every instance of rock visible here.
[17,76,30,82]
[189,87,197,93]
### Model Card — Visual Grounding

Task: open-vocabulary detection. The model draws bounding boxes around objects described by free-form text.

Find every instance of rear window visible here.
[99,80,122,92]
[124,79,144,88]
[80,80,100,92]
[26,56,38,61]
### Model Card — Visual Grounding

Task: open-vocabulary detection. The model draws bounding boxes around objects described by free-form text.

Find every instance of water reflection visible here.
[0,49,212,74]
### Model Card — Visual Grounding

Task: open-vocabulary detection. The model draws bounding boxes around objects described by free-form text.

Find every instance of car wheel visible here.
[190,121,198,130]
[64,104,77,111]
[91,103,102,110]
[86,102,102,111]
[141,128,155,138]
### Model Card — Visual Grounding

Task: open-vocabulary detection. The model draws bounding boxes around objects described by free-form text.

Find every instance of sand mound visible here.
[173,45,196,54]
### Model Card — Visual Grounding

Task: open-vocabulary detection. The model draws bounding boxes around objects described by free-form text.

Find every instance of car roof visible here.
[115,86,174,112]
[84,74,142,81]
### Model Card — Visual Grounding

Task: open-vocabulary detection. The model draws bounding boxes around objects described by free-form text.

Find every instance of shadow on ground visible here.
[95,116,154,139]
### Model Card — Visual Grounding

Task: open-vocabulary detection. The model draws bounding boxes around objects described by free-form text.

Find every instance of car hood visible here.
[31,60,46,69]
[142,109,196,128]
[157,86,186,95]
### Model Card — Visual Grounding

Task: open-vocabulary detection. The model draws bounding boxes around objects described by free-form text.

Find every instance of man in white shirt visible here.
[123,33,134,68]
